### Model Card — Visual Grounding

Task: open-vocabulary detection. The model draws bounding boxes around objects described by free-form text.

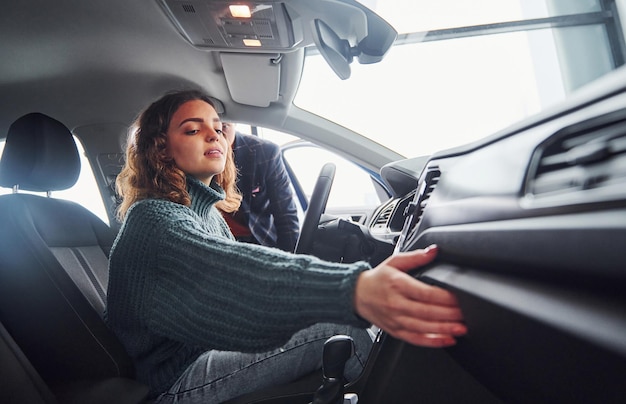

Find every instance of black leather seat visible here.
[0,112,149,403]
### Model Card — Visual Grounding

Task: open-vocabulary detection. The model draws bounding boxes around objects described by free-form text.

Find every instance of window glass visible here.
[282,144,382,213]
[230,125,383,221]
[296,0,616,159]
[0,138,109,225]
[298,31,553,157]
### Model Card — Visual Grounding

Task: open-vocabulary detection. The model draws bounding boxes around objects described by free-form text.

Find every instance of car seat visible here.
[0,112,149,403]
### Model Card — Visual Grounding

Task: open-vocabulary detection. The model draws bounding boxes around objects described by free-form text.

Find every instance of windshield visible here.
[295,0,624,158]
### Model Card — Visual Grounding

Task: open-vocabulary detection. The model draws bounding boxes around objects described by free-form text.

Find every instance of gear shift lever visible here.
[311,335,355,404]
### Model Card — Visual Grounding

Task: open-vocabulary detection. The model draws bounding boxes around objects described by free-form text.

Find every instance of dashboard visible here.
[357,66,626,403]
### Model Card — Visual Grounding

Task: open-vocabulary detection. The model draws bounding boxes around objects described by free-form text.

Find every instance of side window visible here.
[226,124,388,223]
[282,144,384,223]
[0,137,109,225]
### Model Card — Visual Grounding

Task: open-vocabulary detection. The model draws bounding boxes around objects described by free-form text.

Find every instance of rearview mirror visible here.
[312,19,354,80]
[311,2,397,80]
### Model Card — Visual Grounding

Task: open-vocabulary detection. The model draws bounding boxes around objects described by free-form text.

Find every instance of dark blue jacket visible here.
[232,132,299,251]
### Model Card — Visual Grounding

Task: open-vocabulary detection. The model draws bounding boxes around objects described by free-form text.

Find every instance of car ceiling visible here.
[0,0,393,171]
[1,1,295,135]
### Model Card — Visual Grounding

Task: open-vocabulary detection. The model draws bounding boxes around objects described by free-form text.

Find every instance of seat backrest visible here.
[0,112,134,387]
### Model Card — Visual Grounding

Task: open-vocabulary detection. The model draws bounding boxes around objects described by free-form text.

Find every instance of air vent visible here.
[526,109,626,205]
[372,201,396,230]
[396,167,441,251]
[410,168,441,228]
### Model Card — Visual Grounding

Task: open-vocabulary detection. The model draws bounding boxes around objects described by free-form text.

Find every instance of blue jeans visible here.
[154,323,373,403]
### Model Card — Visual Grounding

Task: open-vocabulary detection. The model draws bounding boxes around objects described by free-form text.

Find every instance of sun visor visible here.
[220,53,280,107]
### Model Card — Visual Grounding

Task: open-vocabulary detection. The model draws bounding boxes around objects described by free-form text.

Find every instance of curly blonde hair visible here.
[115,90,241,221]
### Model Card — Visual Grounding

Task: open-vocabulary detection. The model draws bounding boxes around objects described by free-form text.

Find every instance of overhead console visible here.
[159,0,305,50]
[158,0,397,80]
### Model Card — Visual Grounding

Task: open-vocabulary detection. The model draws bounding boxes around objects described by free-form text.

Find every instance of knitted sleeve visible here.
[138,200,370,353]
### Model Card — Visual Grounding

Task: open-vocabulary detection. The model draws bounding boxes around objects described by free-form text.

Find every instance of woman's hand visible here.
[354,245,467,347]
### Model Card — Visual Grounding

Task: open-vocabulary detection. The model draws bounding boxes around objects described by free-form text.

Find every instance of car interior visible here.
[1,0,626,403]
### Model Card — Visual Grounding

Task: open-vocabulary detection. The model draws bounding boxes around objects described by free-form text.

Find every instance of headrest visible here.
[0,113,80,192]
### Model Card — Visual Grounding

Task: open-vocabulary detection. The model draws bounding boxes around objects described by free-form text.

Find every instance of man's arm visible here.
[264,142,300,251]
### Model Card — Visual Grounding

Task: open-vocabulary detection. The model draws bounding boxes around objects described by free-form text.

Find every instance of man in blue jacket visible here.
[221,122,300,252]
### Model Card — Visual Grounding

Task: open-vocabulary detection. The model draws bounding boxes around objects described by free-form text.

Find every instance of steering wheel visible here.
[294,162,336,255]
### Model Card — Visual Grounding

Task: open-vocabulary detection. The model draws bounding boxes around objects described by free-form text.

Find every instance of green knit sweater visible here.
[106,176,371,394]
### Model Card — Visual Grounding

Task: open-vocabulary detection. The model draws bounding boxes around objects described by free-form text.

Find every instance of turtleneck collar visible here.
[187,176,225,219]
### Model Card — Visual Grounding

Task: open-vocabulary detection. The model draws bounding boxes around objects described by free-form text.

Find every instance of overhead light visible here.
[243,38,262,47]
[229,5,251,18]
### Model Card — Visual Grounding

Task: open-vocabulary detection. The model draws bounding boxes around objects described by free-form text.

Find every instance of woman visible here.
[106,89,467,403]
